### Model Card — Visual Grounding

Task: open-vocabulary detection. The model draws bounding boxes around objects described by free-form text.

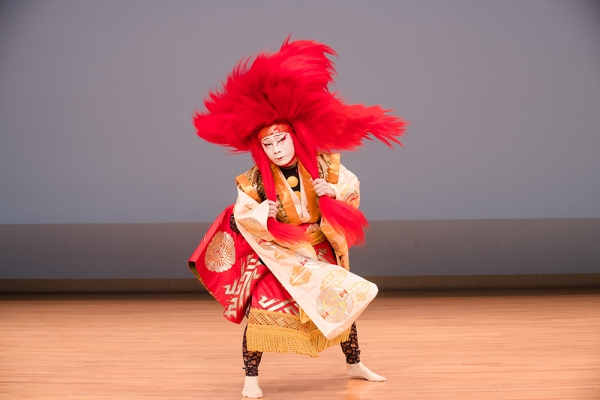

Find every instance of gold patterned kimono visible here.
[232,153,378,357]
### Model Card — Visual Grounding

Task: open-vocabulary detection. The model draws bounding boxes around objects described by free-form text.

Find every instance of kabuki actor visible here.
[188,38,406,398]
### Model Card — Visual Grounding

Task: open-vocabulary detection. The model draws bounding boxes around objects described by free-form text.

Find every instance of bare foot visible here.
[347,362,386,382]
[242,376,263,398]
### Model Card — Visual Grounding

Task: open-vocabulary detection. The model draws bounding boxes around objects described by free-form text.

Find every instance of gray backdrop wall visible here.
[1,0,599,281]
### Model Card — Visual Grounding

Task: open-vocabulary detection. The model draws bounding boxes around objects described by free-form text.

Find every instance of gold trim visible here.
[236,173,261,203]
[327,153,341,184]
[299,163,320,223]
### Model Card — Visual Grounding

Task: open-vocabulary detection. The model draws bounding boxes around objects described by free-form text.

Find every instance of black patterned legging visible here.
[243,322,361,376]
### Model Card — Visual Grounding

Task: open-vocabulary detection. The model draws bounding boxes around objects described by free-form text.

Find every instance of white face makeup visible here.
[261,132,297,167]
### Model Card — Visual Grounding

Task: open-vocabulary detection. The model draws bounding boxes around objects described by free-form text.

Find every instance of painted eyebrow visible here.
[261,133,286,144]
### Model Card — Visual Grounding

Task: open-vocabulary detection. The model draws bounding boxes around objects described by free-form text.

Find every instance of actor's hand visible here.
[267,200,279,218]
[313,178,336,198]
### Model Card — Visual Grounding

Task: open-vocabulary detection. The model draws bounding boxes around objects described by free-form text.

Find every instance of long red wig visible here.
[194,37,406,246]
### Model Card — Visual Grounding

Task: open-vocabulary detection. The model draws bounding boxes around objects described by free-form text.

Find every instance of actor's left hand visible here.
[313,178,336,198]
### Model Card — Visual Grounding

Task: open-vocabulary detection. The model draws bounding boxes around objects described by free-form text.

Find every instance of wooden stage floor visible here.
[1,289,599,399]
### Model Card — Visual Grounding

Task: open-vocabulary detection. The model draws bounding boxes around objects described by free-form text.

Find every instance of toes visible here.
[242,389,263,398]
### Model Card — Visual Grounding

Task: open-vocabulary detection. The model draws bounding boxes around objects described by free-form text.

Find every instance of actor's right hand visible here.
[267,200,278,218]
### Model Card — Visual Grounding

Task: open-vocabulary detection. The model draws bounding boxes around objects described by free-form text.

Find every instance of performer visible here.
[189,38,406,398]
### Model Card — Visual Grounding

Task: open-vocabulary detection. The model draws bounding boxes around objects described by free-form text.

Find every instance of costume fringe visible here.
[246,309,351,357]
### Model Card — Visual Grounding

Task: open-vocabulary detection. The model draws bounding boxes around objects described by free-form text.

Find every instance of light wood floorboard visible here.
[1,289,599,399]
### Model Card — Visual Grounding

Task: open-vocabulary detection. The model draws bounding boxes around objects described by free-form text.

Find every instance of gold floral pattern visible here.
[205,231,235,272]
[348,281,371,302]
[317,287,353,323]
[321,269,348,290]
[290,265,312,286]
[343,190,360,208]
